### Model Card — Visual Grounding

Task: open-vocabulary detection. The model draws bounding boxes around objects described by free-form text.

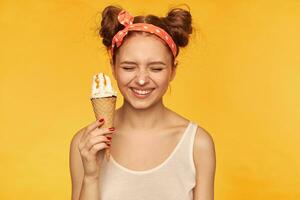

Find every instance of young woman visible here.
[70,5,216,200]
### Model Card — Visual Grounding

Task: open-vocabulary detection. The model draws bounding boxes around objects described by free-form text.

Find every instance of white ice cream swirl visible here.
[91,73,117,98]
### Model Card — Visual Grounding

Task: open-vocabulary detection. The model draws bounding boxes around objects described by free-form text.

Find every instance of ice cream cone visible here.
[91,96,117,161]
[90,72,117,161]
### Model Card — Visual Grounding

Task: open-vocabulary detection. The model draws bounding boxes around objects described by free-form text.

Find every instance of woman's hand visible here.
[78,118,115,180]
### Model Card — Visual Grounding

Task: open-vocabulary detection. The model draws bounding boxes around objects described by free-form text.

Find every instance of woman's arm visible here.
[69,129,100,200]
[193,126,216,200]
[79,177,100,200]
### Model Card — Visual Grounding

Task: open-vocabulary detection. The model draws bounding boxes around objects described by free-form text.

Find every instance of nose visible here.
[134,70,149,86]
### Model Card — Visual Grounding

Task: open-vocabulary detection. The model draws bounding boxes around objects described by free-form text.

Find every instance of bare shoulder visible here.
[69,127,86,200]
[70,127,86,147]
[192,124,216,199]
[69,127,86,172]
[194,125,215,155]
[193,124,216,171]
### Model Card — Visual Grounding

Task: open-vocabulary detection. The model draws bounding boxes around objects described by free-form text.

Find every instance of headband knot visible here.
[117,10,134,26]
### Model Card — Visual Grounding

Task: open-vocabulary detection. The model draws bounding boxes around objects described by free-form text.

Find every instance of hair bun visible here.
[99,5,123,47]
[163,8,193,47]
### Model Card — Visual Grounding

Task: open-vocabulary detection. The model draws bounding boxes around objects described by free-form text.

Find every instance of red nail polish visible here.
[107,143,111,146]
[99,118,104,122]
[109,127,115,131]
[107,136,112,140]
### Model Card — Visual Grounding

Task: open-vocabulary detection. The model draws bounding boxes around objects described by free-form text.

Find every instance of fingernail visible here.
[107,136,112,140]
[99,118,104,123]
[107,143,111,146]
[109,127,115,131]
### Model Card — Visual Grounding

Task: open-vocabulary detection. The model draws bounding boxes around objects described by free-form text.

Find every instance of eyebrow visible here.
[120,61,166,66]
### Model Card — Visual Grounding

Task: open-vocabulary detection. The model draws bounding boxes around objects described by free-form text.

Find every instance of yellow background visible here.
[1,0,299,199]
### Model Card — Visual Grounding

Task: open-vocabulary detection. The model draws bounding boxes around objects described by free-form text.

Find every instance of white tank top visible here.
[99,121,198,200]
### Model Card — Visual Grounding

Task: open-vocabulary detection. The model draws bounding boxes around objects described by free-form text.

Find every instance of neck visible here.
[115,99,169,131]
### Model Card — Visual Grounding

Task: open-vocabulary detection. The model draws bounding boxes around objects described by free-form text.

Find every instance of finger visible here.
[80,119,105,143]
[102,127,116,135]
[86,135,110,151]
[89,143,110,155]
[86,118,105,133]
[82,128,115,149]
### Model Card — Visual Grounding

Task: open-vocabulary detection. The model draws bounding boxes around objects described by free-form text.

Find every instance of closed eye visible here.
[122,67,135,71]
[151,68,163,71]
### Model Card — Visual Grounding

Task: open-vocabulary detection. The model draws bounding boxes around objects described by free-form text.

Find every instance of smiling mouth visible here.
[130,87,155,96]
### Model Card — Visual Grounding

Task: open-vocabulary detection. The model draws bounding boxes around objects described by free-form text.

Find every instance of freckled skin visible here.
[111,34,176,110]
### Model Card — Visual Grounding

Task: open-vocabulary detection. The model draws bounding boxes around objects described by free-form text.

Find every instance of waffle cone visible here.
[91,96,117,161]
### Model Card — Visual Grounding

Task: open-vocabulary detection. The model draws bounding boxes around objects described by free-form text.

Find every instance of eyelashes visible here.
[121,67,134,71]
[121,67,163,72]
[151,68,163,71]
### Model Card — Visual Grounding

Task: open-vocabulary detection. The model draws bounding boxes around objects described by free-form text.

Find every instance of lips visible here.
[130,87,155,97]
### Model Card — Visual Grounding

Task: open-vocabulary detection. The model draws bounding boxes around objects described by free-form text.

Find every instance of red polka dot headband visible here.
[111,10,177,58]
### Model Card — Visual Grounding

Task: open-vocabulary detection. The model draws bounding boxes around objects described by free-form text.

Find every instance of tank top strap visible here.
[171,121,198,175]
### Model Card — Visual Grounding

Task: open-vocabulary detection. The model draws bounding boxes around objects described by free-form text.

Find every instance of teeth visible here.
[132,88,153,95]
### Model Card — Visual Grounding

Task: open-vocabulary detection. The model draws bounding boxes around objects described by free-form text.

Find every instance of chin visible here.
[130,101,155,110]
[125,96,162,110]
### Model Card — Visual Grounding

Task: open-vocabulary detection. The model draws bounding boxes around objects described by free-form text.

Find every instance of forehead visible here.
[116,34,172,63]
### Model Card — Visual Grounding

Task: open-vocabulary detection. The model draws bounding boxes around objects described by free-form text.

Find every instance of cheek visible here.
[152,72,171,88]
[156,76,168,85]
[115,71,133,86]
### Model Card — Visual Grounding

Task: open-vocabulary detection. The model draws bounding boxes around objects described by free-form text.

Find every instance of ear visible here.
[170,60,178,82]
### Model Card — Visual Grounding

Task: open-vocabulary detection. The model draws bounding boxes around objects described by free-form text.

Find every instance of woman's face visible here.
[111,33,177,110]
